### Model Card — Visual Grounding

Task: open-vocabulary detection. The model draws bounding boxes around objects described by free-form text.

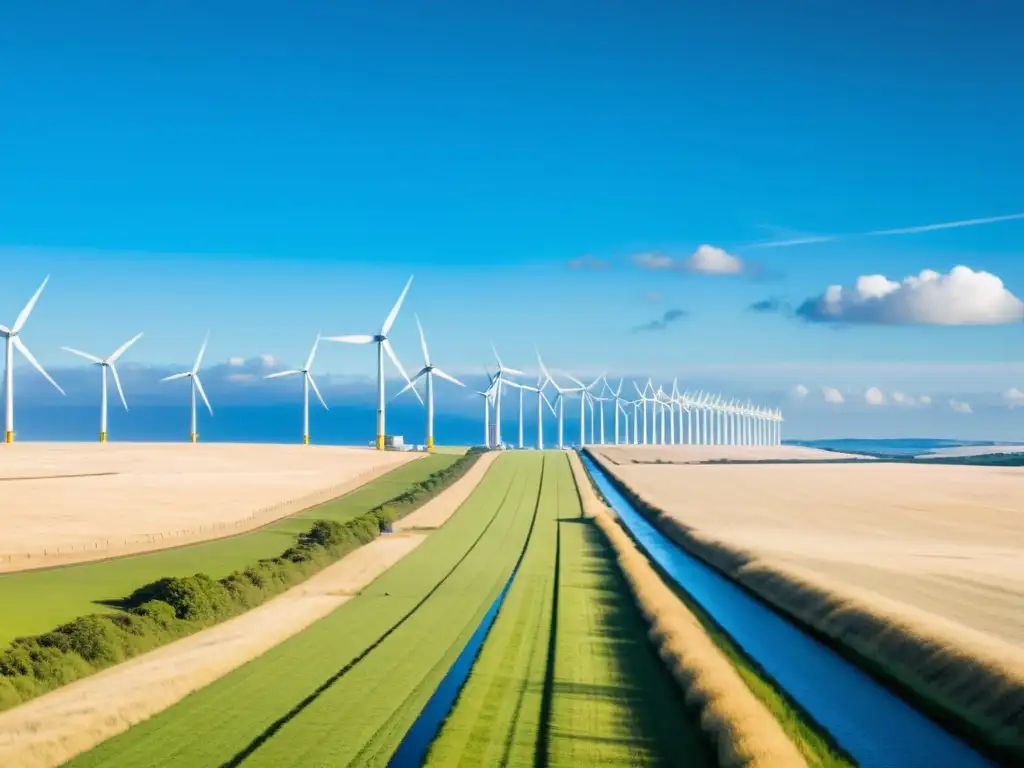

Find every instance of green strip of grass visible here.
[426,453,712,767]
[69,452,545,768]
[0,454,457,648]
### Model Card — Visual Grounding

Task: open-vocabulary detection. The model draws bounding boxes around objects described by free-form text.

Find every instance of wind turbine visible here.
[537,351,581,449]
[1,276,65,443]
[263,335,328,445]
[392,315,464,452]
[323,276,419,450]
[489,344,524,448]
[609,378,627,445]
[473,370,498,448]
[161,335,214,443]
[566,372,602,446]
[633,380,653,444]
[61,332,143,443]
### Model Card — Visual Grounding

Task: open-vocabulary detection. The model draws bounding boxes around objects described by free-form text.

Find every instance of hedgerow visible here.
[0,451,479,713]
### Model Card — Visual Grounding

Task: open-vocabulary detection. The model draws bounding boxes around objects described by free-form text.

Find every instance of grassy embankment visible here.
[0,453,457,647]
[69,452,545,767]
[425,451,711,767]
[585,448,1022,765]
[0,453,472,712]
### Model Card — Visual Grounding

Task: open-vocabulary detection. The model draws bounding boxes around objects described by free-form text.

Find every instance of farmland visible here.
[0,443,419,570]
[0,453,459,647]
[66,451,712,767]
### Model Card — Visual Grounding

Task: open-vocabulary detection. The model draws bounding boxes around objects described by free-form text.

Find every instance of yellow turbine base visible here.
[5,431,13,444]
[190,432,198,443]
[99,432,107,443]
[376,434,385,450]
[303,434,310,445]
[427,436,434,452]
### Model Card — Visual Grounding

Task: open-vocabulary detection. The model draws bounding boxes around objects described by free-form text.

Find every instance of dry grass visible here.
[393,451,499,531]
[567,452,807,768]
[590,451,1024,760]
[0,442,418,572]
[0,531,427,768]
[592,445,871,465]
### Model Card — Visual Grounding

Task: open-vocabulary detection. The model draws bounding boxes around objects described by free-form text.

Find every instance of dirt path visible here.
[0,533,426,768]
[394,451,498,531]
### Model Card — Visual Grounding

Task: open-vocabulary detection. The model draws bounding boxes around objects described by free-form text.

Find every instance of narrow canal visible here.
[580,452,996,768]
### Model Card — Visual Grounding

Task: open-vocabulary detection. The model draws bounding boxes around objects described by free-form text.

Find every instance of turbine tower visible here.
[392,315,464,452]
[489,344,524,448]
[1,276,65,443]
[324,276,419,450]
[263,335,329,445]
[161,335,214,443]
[62,332,144,443]
[537,351,581,449]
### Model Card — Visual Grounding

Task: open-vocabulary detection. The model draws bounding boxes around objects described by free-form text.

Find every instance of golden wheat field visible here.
[0,443,418,572]
[594,445,1024,645]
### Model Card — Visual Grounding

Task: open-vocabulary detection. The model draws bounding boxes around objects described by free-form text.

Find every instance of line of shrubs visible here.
[0,450,480,712]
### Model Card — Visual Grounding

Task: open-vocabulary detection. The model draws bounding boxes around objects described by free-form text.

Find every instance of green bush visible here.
[0,451,480,713]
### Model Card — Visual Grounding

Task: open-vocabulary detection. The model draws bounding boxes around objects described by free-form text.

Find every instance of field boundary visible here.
[568,451,808,768]
[0,454,423,574]
[584,447,1024,765]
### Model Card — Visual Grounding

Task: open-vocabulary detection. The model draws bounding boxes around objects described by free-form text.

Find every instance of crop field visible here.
[0,454,458,647]
[591,444,871,464]
[68,452,544,767]
[0,443,420,570]
[596,456,1024,645]
[425,452,709,767]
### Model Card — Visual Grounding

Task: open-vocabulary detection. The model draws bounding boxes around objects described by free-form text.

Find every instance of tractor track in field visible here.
[221,461,528,768]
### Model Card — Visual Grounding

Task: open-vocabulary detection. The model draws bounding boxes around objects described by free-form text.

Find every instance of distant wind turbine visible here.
[1,276,65,443]
[161,334,214,443]
[264,335,328,444]
[392,314,464,451]
[324,276,420,449]
[61,332,143,443]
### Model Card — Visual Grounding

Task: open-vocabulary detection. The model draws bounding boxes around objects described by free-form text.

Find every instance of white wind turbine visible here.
[161,335,214,443]
[633,380,653,444]
[566,372,602,446]
[502,376,554,450]
[609,378,627,445]
[537,351,581,449]
[62,332,143,443]
[392,315,464,452]
[473,374,497,448]
[323,276,419,450]
[489,344,525,448]
[1,276,65,443]
[264,335,329,445]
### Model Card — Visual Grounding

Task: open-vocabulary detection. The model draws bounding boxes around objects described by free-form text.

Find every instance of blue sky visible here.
[2,0,1023,437]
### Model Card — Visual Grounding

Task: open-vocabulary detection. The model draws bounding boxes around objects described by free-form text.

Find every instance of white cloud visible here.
[259,354,277,367]
[682,245,744,275]
[891,391,930,407]
[1004,388,1024,408]
[949,399,973,414]
[797,266,1024,325]
[228,356,245,367]
[918,395,932,406]
[822,386,845,404]
[631,245,746,275]
[792,384,810,400]
[864,387,885,405]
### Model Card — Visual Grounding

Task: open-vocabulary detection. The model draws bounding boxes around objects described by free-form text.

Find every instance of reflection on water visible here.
[581,453,995,768]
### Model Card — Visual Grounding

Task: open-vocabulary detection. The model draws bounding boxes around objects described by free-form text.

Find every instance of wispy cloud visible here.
[631,308,687,333]
[631,245,781,280]
[567,254,609,270]
[747,297,788,313]
[745,210,1024,249]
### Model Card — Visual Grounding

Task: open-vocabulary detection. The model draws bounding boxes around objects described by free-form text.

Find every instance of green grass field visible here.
[69,452,544,767]
[0,454,457,648]
[425,452,711,767]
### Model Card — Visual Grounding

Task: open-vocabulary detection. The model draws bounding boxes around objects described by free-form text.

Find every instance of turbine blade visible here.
[491,342,504,370]
[504,366,526,376]
[109,363,129,410]
[382,275,413,335]
[307,373,329,410]
[61,346,102,364]
[305,334,321,371]
[433,368,465,387]
[632,380,643,397]
[13,276,49,334]
[415,313,430,365]
[193,374,214,415]
[108,332,143,363]
[193,332,210,373]
[161,371,191,382]
[383,338,423,404]
[542,391,557,415]
[14,337,64,394]
[323,334,375,344]
[264,369,301,379]
[565,372,585,388]
[392,369,426,401]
